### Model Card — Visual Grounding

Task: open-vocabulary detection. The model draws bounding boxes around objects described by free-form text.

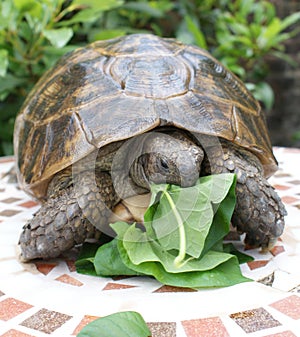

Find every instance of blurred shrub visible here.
[0,0,299,155]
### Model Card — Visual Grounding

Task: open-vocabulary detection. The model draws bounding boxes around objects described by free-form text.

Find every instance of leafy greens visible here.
[76,173,252,288]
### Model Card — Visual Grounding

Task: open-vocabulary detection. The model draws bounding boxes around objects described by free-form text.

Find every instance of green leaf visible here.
[246,81,274,110]
[257,18,282,50]
[184,15,208,49]
[121,2,166,18]
[43,28,73,48]
[149,174,236,260]
[72,0,123,12]
[94,234,141,276]
[0,74,27,95]
[77,311,151,337]
[58,9,103,26]
[280,12,300,31]
[223,243,254,264]
[90,29,127,42]
[121,225,236,273]
[0,49,9,77]
[75,242,98,276]
[117,239,251,288]
[77,174,252,288]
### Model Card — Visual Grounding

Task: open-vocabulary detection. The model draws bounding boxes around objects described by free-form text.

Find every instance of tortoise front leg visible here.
[204,140,287,250]
[19,170,119,261]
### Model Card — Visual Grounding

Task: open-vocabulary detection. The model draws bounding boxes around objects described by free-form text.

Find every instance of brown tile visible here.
[0,209,21,217]
[258,273,275,287]
[111,275,134,281]
[34,262,57,275]
[147,322,176,337]
[290,284,300,293]
[18,200,39,208]
[270,245,285,256]
[229,307,281,333]
[66,260,76,272]
[274,173,292,178]
[270,295,300,320]
[263,331,297,337]
[21,308,72,334]
[288,180,300,185]
[102,282,137,290]
[0,298,33,321]
[154,285,197,293]
[0,329,35,337]
[247,260,270,270]
[72,315,99,335]
[0,197,22,204]
[182,317,229,337]
[55,274,83,287]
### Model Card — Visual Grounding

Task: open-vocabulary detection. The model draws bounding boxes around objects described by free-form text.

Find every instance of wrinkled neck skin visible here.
[130,130,204,190]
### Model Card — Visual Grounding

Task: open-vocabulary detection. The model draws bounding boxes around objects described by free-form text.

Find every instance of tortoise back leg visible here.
[204,139,287,250]
[19,169,119,260]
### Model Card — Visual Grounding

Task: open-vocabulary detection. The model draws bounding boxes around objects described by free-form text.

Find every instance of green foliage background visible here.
[0,0,300,156]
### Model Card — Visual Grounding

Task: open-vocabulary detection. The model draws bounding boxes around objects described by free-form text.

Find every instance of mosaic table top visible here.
[0,147,299,337]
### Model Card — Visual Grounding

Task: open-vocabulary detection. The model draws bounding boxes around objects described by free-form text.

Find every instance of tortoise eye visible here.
[159,158,169,171]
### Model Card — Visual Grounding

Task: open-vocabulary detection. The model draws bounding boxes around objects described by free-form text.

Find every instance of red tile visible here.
[34,262,57,275]
[0,298,33,321]
[281,196,299,204]
[283,148,300,154]
[154,285,197,293]
[247,260,269,270]
[273,185,291,191]
[182,317,229,337]
[102,282,137,290]
[263,331,297,337]
[18,200,39,208]
[0,329,35,337]
[270,245,285,256]
[0,157,14,163]
[55,274,83,287]
[270,295,300,320]
[72,315,99,335]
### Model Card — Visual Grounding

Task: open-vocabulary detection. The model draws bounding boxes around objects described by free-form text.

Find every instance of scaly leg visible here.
[19,169,119,260]
[204,140,287,249]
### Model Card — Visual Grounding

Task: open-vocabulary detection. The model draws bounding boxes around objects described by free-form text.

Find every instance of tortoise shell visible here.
[14,34,277,199]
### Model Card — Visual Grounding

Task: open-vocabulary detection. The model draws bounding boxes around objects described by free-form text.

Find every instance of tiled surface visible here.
[0,148,300,336]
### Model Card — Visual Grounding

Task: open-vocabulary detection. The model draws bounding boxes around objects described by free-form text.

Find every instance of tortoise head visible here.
[130,130,204,189]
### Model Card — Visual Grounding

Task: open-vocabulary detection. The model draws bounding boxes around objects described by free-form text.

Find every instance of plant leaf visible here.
[150,174,236,259]
[77,311,151,337]
[0,49,8,77]
[43,28,73,48]
[117,239,251,288]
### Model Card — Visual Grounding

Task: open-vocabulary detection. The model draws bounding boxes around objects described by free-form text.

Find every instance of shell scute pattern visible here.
[14,34,277,199]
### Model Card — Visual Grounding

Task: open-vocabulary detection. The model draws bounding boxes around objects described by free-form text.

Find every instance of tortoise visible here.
[14,34,287,261]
